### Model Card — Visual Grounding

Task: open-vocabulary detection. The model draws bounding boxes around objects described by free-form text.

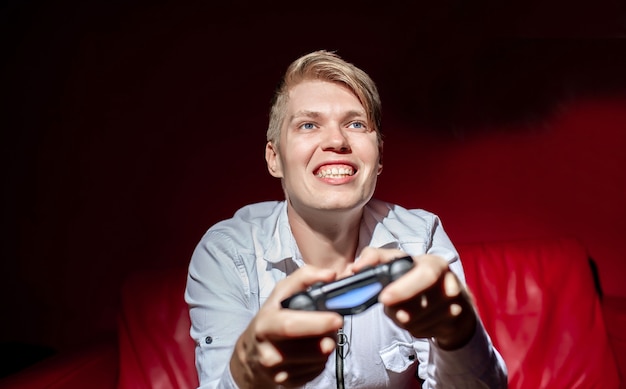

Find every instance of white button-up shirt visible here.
[185,199,507,388]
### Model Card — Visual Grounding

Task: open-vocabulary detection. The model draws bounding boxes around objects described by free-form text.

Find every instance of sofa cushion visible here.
[458,237,620,388]
[117,266,198,389]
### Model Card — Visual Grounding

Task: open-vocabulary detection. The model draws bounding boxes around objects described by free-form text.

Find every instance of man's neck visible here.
[287,203,363,276]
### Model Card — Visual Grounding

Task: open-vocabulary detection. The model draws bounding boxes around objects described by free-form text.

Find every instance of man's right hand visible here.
[229,265,344,388]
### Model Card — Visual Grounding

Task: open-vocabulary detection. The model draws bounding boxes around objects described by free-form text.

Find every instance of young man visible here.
[185,50,507,388]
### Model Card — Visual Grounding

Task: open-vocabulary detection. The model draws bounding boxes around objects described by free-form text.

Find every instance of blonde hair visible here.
[267,50,382,146]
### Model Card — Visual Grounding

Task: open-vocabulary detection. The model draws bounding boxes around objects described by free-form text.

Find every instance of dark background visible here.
[2,0,626,370]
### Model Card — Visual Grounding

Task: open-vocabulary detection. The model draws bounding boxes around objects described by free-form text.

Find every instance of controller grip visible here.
[283,293,316,311]
[390,256,414,280]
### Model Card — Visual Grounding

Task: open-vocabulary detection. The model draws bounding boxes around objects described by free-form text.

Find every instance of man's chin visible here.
[305,197,371,213]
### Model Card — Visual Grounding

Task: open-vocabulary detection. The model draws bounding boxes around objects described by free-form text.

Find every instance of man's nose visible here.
[321,125,351,152]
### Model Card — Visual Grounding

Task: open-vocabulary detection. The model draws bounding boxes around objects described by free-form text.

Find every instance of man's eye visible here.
[300,123,315,130]
[348,122,365,129]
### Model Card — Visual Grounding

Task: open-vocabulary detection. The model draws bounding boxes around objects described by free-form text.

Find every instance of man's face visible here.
[265,80,382,216]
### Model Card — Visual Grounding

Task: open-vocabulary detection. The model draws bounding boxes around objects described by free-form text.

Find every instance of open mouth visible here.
[315,165,356,178]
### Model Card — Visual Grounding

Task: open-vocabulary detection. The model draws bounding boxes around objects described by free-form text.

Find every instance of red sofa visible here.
[1,237,624,388]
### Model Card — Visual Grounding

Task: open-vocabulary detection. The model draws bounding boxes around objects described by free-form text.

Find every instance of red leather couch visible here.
[1,237,624,388]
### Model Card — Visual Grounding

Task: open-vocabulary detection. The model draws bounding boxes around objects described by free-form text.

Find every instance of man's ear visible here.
[265,141,283,178]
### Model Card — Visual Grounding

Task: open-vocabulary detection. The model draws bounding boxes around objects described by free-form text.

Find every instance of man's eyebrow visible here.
[342,110,367,120]
[289,110,320,122]
[289,109,367,122]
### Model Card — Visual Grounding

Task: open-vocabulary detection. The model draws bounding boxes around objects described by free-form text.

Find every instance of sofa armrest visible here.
[0,339,118,389]
[603,295,626,384]
[458,237,621,388]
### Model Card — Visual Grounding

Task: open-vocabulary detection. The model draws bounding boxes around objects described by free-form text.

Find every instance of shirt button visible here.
[205,336,213,344]
[408,355,416,361]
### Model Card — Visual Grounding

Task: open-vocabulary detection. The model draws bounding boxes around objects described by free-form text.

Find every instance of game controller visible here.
[281,256,414,315]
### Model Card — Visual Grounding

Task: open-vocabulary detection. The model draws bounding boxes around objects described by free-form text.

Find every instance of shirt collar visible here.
[263,199,399,265]
[263,201,302,264]
[359,199,402,251]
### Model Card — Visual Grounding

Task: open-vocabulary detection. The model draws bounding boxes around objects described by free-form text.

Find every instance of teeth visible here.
[317,167,354,178]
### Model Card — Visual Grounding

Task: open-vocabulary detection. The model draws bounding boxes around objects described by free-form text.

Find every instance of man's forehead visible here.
[288,79,354,97]
[285,81,365,115]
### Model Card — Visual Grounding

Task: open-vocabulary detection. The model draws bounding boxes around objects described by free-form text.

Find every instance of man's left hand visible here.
[353,247,477,350]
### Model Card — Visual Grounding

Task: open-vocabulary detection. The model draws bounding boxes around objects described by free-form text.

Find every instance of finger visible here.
[268,337,337,387]
[258,334,336,368]
[392,270,462,308]
[274,335,336,362]
[272,360,330,387]
[442,270,462,297]
[266,265,338,306]
[385,294,458,330]
[273,367,323,388]
[384,305,440,337]
[257,309,343,340]
[256,339,284,367]
[379,254,449,305]
[352,246,408,273]
[392,296,476,349]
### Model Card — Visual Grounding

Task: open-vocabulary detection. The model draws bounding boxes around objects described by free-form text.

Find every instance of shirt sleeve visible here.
[422,214,508,388]
[423,319,508,388]
[184,230,255,389]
